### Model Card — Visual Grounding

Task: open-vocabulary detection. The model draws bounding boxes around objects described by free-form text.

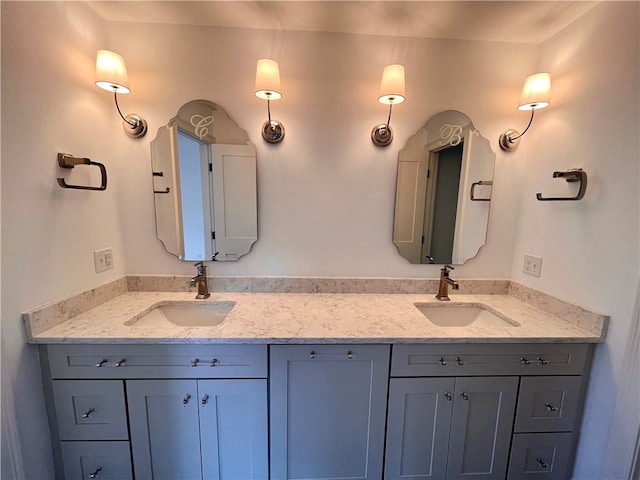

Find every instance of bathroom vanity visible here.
[26,288,606,480]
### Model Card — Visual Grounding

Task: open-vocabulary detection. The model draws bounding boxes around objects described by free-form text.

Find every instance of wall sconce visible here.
[498,72,551,151]
[371,64,405,147]
[254,59,285,144]
[95,49,147,139]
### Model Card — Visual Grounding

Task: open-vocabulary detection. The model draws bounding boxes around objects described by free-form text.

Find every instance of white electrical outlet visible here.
[94,248,114,273]
[523,254,542,277]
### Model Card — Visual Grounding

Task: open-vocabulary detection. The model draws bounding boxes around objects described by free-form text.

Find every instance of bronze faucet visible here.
[189,262,210,299]
[435,264,459,301]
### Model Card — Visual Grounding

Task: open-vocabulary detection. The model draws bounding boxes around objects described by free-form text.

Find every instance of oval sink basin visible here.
[130,301,236,327]
[414,303,520,328]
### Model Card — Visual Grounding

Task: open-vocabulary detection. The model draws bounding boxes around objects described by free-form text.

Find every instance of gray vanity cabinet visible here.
[384,376,518,480]
[269,345,390,480]
[388,343,592,480]
[127,379,268,480]
[40,344,268,480]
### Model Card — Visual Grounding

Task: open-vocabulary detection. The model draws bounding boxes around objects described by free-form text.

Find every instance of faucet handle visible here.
[444,264,455,271]
[442,264,455,275]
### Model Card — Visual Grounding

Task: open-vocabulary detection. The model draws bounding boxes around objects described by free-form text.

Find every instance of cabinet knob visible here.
[183,394,191,405]
[536,457,548,468]
[545,402,557,412]
[439,357,447,366]
[310,351,316,359]
[347,351,353,360]
[455,357,464,366]
[444,392,452,401]
[95,359,108,368]
[88,466,102,478]
[520,356,530,365]
[202,394,209,405]
[191,358,199,367]
[115,358,126,367]
[460,392,469,401]
[537,357,548,365]
[210,358,218,367]
[81,408,95,419]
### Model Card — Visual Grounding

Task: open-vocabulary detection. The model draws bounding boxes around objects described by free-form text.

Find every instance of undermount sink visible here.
[129,301,236,327]
[414,303,520,328]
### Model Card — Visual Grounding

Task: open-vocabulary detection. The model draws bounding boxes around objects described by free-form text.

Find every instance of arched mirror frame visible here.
[393,110,496,264]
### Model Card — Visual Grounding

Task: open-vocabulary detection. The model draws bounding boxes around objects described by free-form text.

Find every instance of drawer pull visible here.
[536,457,548,468]
[520,356,530,365]
[210,358,218,367]
[545,402,557,412]
[455,357,464,366]
[444,392,452,401]
[88,466,102,478]
[191,358,199,367]
[537,357,548,365]
[439,357,447,366]
[460,391,469,401]
[202,394,209,405]
[95,359,108,368]
[183,394,191,405]
[310,351,316,359]
[115,358,126,367]
[347,351,353,360]
[81,408,95,419]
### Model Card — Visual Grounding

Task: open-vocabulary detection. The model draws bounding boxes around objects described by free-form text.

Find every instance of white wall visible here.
[105,22,535,279]
[1,2,124,477]
[2,2,638,478]
[509,3,640,478]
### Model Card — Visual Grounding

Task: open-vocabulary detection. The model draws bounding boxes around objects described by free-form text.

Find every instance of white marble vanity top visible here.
[25,291,605,344]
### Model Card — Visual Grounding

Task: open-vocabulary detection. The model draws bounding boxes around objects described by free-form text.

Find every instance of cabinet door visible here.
[199,380,268,480]
[447,376,518,480]
[270,345,390,480]
[384,377,455,480]
[60,441,132,480]
[127,380,202,480]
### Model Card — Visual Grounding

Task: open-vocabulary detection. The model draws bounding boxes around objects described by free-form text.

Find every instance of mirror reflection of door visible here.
[177,130,215,261]
[424,142,463,264]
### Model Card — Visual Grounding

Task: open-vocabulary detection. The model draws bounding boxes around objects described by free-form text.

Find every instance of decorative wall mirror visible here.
[393,110,495,264]
[150,100,257,261]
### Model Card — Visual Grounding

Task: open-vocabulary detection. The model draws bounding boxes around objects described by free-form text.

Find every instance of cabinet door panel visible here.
[270,345,390,480]
[127,380,202,480]
[515,376,582,433]
[60,441,132,480]
[199,380,268,480]
[385,377,455,480]
[447,376,518,480]
[53,380,128,440]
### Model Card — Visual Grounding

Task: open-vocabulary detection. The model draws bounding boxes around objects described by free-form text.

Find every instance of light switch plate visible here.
[523,254,542,277]
[94,248,114,273]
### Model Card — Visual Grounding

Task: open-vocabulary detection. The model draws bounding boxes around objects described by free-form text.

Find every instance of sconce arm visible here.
[114,92,137,127]
[508,110,535,142]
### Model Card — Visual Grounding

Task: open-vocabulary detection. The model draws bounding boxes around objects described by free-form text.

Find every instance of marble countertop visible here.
[25,291,604,344]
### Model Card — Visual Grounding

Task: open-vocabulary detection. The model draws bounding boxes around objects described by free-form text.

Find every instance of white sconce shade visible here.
[518,72,551,110]
[499,72,552,151]
[95,50,131,94]
[378,64,405,105]
[255,59,282,100]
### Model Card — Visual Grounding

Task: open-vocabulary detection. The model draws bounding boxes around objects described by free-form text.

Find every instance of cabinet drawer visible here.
[60,441,132,480]
[391,344,590,377]
[508,433,573,480]
[515,376,583,433]
[46,344,267,379]
[53,380,128,440]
